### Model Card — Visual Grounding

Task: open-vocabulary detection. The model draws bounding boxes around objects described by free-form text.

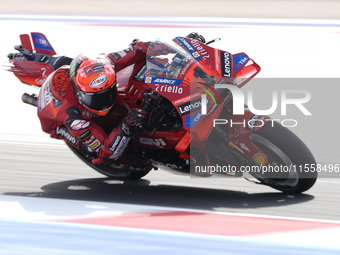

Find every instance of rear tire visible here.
[249,122,317,193]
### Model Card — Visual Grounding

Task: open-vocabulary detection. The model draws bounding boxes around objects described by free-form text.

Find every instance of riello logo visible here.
[201,84,312,116]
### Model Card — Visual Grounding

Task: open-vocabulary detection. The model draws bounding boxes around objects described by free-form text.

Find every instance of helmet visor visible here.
[78,82,117,111]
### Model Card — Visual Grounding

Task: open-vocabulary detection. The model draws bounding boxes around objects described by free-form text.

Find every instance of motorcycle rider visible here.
[37,32,206,167]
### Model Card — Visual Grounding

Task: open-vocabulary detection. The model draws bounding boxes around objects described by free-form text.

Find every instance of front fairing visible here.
[144,37,261,142]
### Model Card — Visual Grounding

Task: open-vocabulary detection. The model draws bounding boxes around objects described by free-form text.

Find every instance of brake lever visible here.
[206,38,221,45]
[144,106,167,136]
[14,45,35,60]
[139,91,163,136]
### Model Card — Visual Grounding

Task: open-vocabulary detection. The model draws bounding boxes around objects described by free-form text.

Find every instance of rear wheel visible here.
[66,144,152,180]
[248,122,317,193]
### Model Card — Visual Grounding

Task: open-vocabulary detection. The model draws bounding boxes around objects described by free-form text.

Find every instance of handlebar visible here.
[12,45,35,60]
[140,91,166,136]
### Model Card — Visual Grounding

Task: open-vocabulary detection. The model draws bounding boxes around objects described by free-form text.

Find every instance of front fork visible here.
[212,109,270,169]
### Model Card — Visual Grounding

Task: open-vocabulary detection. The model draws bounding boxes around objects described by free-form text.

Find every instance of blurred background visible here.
[1,0,340,18]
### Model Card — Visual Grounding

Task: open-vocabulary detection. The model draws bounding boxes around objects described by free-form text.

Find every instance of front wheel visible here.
[66,144,152,180]
[248,122,317,193]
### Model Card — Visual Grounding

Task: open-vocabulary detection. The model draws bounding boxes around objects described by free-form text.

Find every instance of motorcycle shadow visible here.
[4,177,314,211]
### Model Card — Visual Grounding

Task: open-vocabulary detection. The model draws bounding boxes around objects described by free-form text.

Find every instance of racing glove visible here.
[119,108,149,136]
[92,108,149,165]
[186,32,206,43]
[148,41,175,55]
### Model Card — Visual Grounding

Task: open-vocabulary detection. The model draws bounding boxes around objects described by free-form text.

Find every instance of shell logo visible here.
[145,77,152,83]
[253,153,268,165]
[192,52,200,58]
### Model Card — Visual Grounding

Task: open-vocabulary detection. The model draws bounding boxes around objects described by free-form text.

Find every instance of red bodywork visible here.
[7,33,57,86]
[8,60,54,86]
[7,33,271,169]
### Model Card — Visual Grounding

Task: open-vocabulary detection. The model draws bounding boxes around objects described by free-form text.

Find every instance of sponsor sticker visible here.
[38,76,53,111]
[109,134,122,152]
[185,112,202,128]
[82,134,96,146]
[90,75,108,88]
[144,77,183,86]
[77,130,91,140]
[124,46,133,53]
[133,65,147,81]
[31,33,54,52]
[110,53,121,61]
[145,77,152,83]
[253,152,268,165]
[178,97,204,116]
[139,137,167,148]
[190,39,210,60]
[89,140,101,150]
[192,52,200,58]
[175,37,201,61]
[215,48,221,73]
[180,58,196,76]
[117,50,127,58]
[111,136,130,160]
[221,51,232,77]
[155,84,183,94]
[55,127,77,145]
[234,53,249,73]
[70,120,90,131]
[173,93,200,105]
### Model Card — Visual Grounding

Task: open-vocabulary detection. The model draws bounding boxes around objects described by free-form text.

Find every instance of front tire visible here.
[66,144,152,180]
[249,122,317,193]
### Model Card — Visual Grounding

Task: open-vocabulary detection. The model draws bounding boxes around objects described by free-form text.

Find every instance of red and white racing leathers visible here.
[37,40,150,164]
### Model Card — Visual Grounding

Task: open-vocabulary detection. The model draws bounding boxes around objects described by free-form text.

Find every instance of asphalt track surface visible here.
[1,140,340,221]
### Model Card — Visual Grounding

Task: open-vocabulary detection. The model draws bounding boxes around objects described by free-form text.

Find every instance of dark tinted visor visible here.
[79,82,117,111]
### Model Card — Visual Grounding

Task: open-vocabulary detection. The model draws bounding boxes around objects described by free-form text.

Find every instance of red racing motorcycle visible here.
[6,32,317,193]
